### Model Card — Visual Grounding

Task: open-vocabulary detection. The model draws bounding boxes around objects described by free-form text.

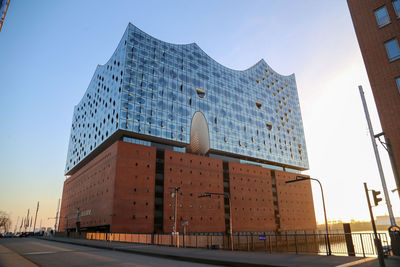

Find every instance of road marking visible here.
[23,251,57,255]
[335,257,376,267]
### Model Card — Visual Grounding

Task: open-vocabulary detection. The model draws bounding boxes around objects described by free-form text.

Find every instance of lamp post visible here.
[76,208,81,233]
[60,216,69,236]
[61,216,69,231]
[374,132,400,199]
[169,186,180,246]
[199,192,233,251]
[359,86,396,227]
[285,175,331,256]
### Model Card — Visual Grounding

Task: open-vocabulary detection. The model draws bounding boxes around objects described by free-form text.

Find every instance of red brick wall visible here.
[228,162,276,232]
[59,141,156,233]
[163,150,225,233]
[275,171,316,230]
[59,142,118,231]
[60,141,316,233]
[348,0,400,182]
[111,142,156,232]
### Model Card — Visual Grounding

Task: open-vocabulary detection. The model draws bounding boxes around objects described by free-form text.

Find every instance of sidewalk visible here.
[37,236,398,267]
[349,256,400,267]
[0,243,37,267]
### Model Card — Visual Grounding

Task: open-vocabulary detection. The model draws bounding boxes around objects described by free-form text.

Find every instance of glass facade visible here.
[65,23,309,174]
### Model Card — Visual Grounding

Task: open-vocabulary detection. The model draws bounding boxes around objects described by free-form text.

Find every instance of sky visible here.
[0,0,399,231]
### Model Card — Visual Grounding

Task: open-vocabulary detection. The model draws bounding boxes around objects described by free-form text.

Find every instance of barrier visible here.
[58,231,389,256]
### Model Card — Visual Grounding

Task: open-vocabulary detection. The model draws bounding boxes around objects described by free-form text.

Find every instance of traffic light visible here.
[372,190,383,206]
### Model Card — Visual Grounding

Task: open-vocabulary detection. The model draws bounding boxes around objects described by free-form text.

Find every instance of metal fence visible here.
[55,231,389,257]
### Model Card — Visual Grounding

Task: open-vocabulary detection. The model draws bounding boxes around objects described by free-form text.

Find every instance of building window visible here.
[375,6,390,27]
[265,122,273,131]
[393,0,400,17]
[385,39,400,61]
[196,88,206,98]
[396,77,400,94]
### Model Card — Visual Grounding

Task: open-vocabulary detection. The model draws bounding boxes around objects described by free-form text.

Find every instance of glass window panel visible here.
[375,6,390,27]
[393,0,400,17]
[385,39,400,61]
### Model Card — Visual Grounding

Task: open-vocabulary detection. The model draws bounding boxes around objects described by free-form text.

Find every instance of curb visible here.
[37,237,284,267]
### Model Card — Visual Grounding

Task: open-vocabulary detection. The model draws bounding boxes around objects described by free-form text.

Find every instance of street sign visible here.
[259,235,266,241]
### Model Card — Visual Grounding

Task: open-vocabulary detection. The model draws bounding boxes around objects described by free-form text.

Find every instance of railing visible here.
[55,231,389,257]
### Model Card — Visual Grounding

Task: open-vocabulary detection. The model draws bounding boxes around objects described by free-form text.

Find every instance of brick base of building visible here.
[59,140,316,233]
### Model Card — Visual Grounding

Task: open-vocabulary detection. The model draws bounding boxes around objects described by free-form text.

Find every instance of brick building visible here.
[348,0,400,191]
[59,23,316,233]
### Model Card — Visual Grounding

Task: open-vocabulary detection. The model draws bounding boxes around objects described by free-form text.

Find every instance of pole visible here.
[199,192,234,250]
[169,187,180,247]
[76,208,81,233]
[33,201,39,233]
[183,224,186,247]
[14,216,19,234]
[315,179,331,256]
[359,86,396,227]
[384,137,400,198]
[25,209,30,232]
[289,177,331,255]
[20,217,23,232]
[228,194,234,251]
[174,190,178,236]
[54,199,60,232]
[364,183,385,267]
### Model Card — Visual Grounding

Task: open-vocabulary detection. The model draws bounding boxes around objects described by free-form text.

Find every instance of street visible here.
[0,238,215,267]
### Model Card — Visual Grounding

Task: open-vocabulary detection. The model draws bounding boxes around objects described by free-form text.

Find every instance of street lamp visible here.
[374,132,400,199]
[199,192,234,251]
[169,186,180,246]
[285,175,331,256]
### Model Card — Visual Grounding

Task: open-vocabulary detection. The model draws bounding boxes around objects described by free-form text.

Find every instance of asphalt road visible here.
[0,238,216,267]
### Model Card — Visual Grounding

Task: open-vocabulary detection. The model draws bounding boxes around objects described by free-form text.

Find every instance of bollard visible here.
[389,227,400,256]
[343,223,355,256]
